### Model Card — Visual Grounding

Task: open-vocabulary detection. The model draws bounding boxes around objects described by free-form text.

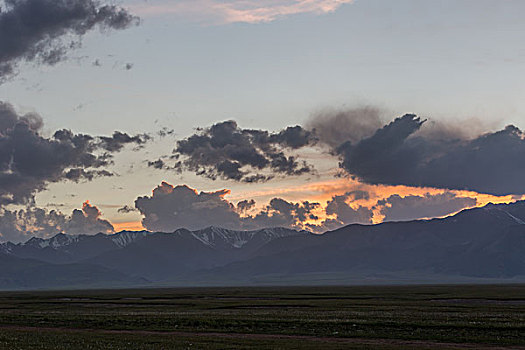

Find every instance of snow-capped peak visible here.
[49,233,81,248]
[110,231,150,248]
[189,226,303,249]
[23,233,82,249]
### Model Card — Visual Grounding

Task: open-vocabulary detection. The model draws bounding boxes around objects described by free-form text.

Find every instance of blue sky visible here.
[4,0,525,135]
[1,0,524,239]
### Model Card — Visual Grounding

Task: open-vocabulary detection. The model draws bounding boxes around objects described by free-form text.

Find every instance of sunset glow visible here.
[0,0,524,243]
[112,221,145,232]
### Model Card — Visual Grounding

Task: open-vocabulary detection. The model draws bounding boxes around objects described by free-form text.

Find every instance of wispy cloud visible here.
[129,0,353,24]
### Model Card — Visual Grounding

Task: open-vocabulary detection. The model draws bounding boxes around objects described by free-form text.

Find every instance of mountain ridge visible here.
[0,201,524,289]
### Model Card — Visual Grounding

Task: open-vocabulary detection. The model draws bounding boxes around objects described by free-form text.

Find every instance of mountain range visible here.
[1,201,524,290]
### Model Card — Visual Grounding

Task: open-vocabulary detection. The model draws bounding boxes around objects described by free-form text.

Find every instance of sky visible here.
[1,0,525,242]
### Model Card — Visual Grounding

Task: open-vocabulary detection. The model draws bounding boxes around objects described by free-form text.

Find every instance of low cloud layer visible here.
[131,0,353,24]
[135,182,241,232]
[65,200,114,234]
[336,114,525,195]
[318,190,373,230]
[0,101,149,206]
[164,120,315,182]
[135,182,321,232]
[0,201,113,243]
[0,0,137,80]
[377,192,477,222]
[249,197,320,230]
[0,181,496,242]
[133,182,484,234]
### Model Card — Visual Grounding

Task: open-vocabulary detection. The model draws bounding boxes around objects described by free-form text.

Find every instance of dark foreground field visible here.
[0,285,524,349]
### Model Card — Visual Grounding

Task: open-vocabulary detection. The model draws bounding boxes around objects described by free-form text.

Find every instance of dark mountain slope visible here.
[86,227,304,281]
[0,253,145,290]
[189,203,525,282]
[1,201,524,288]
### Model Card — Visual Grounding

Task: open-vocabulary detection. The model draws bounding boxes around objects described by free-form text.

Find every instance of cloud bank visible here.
[0,180,493,242]
[133,182,482,234]
[377,192,477,222]
[0,201,113,243]
[0,0,137,80]
[135,181,321,232]
[135,182,241,232]
[336,114,525,196]
[131,0,352,24]
[318,190,373,230]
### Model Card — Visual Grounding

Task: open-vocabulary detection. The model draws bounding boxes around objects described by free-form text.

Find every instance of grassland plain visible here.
[0,284,523,349]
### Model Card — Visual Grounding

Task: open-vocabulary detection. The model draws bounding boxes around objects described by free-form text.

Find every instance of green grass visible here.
[0,284,523,349]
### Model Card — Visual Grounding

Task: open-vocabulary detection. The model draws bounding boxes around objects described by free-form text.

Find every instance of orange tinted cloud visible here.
[231,177,519,205]
[108,178,522,232]
[131,0,353,24]
[227,177,522,227]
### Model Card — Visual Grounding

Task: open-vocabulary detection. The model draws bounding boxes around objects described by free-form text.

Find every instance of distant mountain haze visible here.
[1,202,524,290]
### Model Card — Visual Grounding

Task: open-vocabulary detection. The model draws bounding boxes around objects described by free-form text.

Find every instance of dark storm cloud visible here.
[337,114,426,185]
[157,109,525,195]
[376,192,477,222]
[0,0,138,80]
[134,182,320,232]
[0,201,113,243]
[167,120,316,182]
[336,114,525,195]
[0,101,150,206]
